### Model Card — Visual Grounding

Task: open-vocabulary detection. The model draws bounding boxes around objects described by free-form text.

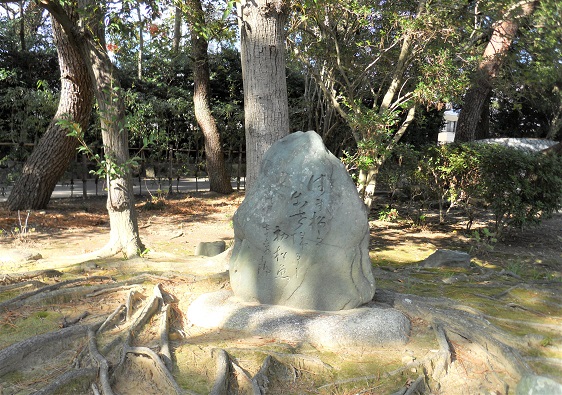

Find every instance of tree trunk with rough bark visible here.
[42,0,144,257]
[238,0,290,190]
[188,0,233,195]
[456,1,540,142]
[7,9,93,211]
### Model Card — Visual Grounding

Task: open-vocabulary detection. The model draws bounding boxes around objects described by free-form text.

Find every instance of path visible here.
[0,177,245,202]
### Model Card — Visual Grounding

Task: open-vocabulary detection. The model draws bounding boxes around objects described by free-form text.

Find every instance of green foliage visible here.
[421,144,483,224]
[469,227,497,254]
[378,143,562,236]
[377,144,420,196]
[59,118,148,181]
[377,206,399,222]
[478,144,562,234]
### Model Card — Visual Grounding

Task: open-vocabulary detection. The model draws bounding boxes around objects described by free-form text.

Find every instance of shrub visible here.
[421,144,483,225]
[478,144,562,235]
[373,142,562,236]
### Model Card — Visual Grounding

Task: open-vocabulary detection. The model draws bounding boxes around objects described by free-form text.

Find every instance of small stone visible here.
[442,273,469,284]
[402,355,415,364]
[422,249,471,268]
[195,241,226,257]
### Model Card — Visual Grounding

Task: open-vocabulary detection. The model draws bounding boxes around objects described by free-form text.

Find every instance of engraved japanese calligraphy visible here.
[229,131,375,311]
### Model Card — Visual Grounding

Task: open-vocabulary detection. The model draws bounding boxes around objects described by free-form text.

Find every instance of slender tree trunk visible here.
[546,92,561,140]
[86,2,144,257]
[188,0,232,194]
[359,106,416,208]
[456,1,539,142]
[237,0,290,190]
[136,4,143,80]
[172,5,182,54]
[18,1,26,50]
[43,0,144,257]
[7,9,94,210]
[475,93,490,139]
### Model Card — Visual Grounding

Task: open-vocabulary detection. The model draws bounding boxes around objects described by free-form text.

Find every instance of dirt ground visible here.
[0,192,561,394]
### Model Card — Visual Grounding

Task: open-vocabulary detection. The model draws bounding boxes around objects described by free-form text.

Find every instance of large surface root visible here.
[1,263,559,394]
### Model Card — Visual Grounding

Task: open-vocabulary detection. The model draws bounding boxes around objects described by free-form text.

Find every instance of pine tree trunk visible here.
[238,0,290,190]
[7,9,93,211]
[456,1,539,142]
[455,76,491,142]
[189,0,233,195]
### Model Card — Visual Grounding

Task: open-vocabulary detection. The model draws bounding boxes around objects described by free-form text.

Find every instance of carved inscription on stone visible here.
[229,131,375,311]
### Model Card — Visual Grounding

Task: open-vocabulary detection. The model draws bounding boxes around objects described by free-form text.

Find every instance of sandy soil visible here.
[0,192,561,394]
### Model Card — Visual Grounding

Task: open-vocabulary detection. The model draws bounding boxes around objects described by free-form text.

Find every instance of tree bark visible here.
[7,8,94,210]
[86,3,144,257]
[456,0,540,142]
[238,0,290,190]
[136,3,144,80]
[172,5,182,55]
[42,0,144,257]
[188,0,233,194]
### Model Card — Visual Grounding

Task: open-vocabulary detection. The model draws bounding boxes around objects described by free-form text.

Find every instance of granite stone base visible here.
[187,290,410,350]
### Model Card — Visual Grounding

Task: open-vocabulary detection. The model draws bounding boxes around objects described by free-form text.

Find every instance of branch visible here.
[37,0,79,42]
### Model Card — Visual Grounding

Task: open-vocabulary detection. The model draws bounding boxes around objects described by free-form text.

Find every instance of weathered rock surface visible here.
[229,131,375,311]
[187,290,410,349]
[516,374,562,395]
[422,249,471,268]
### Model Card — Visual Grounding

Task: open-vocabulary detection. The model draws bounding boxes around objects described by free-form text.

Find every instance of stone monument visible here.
[188,131,410,349]
[229,130,375,311]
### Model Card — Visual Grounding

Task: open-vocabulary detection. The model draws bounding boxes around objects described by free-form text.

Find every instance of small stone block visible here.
[422,249,471,268]
[195,241,226,257]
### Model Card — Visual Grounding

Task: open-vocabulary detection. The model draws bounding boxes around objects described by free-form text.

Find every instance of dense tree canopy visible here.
[1,0,560,194]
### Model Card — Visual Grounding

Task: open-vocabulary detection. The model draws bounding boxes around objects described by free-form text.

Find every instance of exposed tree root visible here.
[0,325,91,376]
[0,279,193,395]
[97,304,126,334]
[431,323,452,381]
[403,375,426,395]
[62,311,90,328]
[223,347,333,374]
[129,284,163,337]
[376,289,532,379]
[0,269,62,285]
[208,348,334,395]
[31,367,98,395]
[231,358,261,395]
[0,276,112,311]
[0,280,45,293]
[159,304,173,371]
[210,348,231,395]
[88,328,114,395]
[123,346,185,394]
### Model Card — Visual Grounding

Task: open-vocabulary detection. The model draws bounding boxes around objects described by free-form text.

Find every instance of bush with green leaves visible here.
[477,144,562,235]
[365,142,562,236]
[421,144,483,225]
